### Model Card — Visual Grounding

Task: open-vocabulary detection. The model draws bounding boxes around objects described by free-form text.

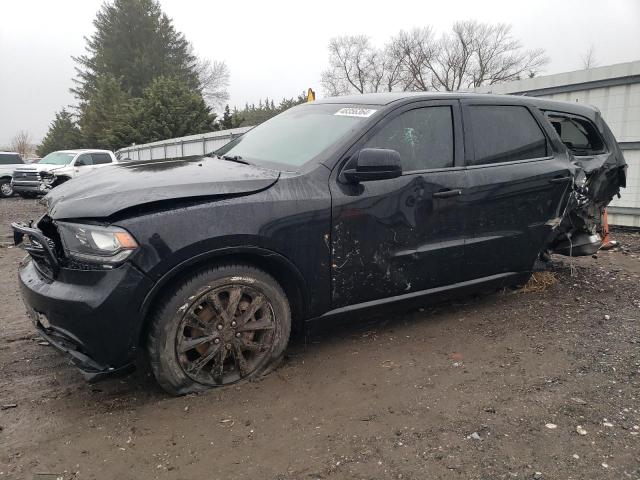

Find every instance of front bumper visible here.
[12,181,49,194]
[18,256,154,380]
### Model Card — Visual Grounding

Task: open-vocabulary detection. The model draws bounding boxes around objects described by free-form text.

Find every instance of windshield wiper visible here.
[217,154,251,165]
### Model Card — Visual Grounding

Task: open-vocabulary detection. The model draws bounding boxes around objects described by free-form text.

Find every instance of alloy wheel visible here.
[175,284,276,386]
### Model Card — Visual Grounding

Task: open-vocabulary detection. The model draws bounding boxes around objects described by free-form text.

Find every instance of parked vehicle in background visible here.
[11,149,117,197]
[12,93,626,395]
[0,152,25,197]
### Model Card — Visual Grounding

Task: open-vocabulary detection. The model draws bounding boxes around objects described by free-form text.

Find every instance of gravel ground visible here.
[0,197,639,480]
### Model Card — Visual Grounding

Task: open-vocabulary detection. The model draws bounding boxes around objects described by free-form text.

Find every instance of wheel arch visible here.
[136,246,308,346]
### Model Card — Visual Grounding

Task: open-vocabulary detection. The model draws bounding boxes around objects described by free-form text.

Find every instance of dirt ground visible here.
[0,197,638,480]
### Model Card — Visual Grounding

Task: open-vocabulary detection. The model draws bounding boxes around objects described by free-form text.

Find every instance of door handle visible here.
[432,189,463,198]
[549,176,573,184]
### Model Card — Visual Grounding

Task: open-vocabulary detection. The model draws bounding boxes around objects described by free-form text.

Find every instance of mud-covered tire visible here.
[147,264,291,395]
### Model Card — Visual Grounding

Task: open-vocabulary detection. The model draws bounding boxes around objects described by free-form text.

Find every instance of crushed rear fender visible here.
[547,112,627,256]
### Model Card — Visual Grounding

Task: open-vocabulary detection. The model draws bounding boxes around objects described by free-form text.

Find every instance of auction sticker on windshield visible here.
[334,107,377,118]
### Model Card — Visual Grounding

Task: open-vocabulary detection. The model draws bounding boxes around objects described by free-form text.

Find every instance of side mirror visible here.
[341,148,402,183]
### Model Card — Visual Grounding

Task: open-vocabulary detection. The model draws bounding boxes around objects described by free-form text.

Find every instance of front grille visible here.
[13,170,40,181]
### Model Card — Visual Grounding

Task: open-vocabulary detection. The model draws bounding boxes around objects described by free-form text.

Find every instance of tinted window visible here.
[75,154,93,166]
[364,106,454,171]
[0,153,23,164]
[545,113,605,155]
[91,153,112,164]
[468,105,547,165]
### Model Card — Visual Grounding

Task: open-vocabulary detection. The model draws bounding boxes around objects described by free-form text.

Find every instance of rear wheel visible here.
[0,180,13,198]
[147,264,291,395]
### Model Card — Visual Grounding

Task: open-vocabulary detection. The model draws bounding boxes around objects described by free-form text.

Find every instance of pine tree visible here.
[37,110,82,157]
[220,105,234,130]
[135,76,216,143]
[72,0,200,103]
[78,75,138,150]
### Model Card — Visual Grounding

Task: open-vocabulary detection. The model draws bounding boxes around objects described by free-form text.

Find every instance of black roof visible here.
[314,92,599,118]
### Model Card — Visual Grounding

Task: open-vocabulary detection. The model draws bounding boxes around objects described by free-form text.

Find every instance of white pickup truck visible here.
[11,149,118,197]
[0,152,25,197]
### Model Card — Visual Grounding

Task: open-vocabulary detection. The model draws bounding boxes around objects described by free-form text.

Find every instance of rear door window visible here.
[545,113,605,156]
[91,153,113,164]
[0,153,23,164]
[467,105,548,166]
[364,106,454,171]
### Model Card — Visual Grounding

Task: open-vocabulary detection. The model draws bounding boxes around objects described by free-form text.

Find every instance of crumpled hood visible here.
[46,157,280,219]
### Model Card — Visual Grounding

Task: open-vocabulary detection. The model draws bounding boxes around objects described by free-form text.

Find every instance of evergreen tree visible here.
[231,92,307,127]
[135,76,216,143]
[72,0,200,103]
[219,105,234,130]
[37,109,82,156]
[78,75,138,150]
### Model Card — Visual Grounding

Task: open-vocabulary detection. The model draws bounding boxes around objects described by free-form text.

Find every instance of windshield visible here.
[215,103,378,169]
[39,152,77,165]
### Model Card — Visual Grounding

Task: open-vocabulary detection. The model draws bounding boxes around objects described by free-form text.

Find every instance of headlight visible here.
[56,221,138,265]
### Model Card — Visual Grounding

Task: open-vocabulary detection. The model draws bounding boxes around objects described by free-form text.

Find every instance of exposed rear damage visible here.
[544,108,627,257]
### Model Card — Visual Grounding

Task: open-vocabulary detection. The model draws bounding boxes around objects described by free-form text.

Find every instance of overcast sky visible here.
[1,0,639,147]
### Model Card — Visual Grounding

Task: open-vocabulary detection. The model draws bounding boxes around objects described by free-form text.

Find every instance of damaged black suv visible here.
[13,93,626,395]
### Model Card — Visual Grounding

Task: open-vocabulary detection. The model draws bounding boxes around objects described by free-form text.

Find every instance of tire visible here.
[147,263,291,395]
[0,179,13,198]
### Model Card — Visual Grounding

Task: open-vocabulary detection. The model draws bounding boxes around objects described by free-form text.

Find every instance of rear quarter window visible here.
[544,112,606,156]
[467,105,548,166]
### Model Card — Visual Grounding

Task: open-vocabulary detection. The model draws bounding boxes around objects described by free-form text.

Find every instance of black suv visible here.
[12,93,626,394]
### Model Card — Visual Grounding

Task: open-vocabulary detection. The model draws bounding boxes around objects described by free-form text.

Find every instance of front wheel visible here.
[0,180,13,198]
[147,264,291,395]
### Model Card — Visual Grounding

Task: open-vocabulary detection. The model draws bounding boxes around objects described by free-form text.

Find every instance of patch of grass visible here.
[518,271,558,293]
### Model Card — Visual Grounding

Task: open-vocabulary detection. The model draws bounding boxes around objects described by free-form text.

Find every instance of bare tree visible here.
[581,45,599,69]
[466,22,547,87]
[196,58,230,110]
[388,28,440,91]
[322,35,374,96]
[10,130,32,157]
[323,22,549,95]
[321,35,409,96]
